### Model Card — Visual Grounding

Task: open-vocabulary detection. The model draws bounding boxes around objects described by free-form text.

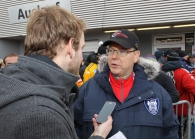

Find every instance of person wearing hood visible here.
[161,50,195,138]
[74,29,179,139]
[178,50,194,72]
[0,6,112,139]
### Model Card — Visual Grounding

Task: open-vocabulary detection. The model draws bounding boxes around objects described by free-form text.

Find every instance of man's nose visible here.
[112,50,118,58]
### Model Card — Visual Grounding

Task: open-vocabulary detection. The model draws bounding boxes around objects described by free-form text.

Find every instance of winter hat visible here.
[97,45,107,55]
[96,41,107,55]
[179,50,188,57]
[154,50,163,60]
[103,29,139,50]
[166,50,179,61]
[144,54,157,62]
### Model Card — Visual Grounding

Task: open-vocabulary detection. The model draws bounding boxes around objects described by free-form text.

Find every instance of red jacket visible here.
[162,61,195,116]
[174,68,195,116]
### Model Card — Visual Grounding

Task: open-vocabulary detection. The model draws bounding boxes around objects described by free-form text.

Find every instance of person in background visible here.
[74,29,179,139]
[161,50,195,138]
[154,50,167,65]
[188,54,195,80]
[3,53,18,66]
[145,54,179,103]
[154,50,163,61]
[178,50,194,72]
[83,41,107,83]
[0,59,5,68]
[188,54,195,68]
[0,6,112,139]
[79,53,94,80]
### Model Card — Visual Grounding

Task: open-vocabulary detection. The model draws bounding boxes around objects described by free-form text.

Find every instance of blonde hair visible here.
[24,6,86,59]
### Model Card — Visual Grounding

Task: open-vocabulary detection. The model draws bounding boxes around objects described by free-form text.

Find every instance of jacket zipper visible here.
[120,80,124,102]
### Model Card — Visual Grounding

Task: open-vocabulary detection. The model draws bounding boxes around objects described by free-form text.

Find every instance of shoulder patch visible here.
[144,98,160,115]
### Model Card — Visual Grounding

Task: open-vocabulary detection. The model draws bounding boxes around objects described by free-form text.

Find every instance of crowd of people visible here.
[1,5,195,139]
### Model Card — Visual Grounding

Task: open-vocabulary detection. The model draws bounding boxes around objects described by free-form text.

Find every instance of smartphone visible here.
[96,101,116,123]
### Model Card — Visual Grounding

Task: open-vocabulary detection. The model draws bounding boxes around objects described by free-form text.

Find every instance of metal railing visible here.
[173,100,192,139]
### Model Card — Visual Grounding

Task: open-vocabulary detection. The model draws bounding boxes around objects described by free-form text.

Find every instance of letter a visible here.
[18,9,25,20]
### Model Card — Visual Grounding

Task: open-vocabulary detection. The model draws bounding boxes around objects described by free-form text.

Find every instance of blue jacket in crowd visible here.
[179,57,194,72]
[74,57,179,139]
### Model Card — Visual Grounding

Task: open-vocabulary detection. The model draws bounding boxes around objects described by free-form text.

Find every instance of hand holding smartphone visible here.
[96,101,116,123]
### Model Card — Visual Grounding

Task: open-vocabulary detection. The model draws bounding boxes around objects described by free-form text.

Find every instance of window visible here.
[153,34,185,45]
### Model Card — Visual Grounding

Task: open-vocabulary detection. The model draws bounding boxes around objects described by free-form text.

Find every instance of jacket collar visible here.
[0,55,79,109]
[95,56,160,96]
[2,55,79,96]
[19,55,78,88]
[94,56,160,105]
[97,55,160,80]
[94,63,156,108]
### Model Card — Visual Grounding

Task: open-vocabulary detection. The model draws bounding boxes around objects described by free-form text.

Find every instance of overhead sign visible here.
[8,0,71,24]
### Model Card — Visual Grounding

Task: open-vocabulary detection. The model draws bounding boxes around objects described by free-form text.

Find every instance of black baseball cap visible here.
[103,29,139,50]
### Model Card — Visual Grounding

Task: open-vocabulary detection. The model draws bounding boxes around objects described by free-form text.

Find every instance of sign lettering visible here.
[8,0,71,24]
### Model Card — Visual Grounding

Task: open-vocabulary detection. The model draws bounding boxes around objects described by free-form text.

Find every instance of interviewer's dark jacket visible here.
[0,55,104,139]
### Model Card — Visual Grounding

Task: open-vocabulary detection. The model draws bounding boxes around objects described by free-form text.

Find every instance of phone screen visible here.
[96,101,116,123]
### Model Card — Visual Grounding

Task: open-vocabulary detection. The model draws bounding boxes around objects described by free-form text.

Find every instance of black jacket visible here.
[154,71,180,103]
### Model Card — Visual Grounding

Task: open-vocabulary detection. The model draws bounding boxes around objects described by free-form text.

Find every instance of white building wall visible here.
[1,1,195,38]
[1,1,195,55]
[71,1,195,29]
[0,0,70,38]
[0,0,37,38]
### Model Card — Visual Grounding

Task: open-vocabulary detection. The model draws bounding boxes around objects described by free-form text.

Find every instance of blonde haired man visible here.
[0,6,112,139]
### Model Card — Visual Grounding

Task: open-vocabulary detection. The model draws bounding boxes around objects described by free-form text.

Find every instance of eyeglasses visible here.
[106,48,137,57]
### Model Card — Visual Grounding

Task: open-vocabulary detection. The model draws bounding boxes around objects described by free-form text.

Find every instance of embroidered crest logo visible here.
[144,98,160,115]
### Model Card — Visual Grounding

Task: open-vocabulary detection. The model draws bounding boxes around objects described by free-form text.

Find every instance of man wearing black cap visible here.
[74,29,179,139]
[178,50,194,72]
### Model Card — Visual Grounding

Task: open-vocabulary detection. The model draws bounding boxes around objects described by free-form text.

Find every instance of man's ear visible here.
[67,38,74,58]
[134,50,140,63]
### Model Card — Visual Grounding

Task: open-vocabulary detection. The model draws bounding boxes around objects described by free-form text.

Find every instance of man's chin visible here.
[110,69,120,75]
